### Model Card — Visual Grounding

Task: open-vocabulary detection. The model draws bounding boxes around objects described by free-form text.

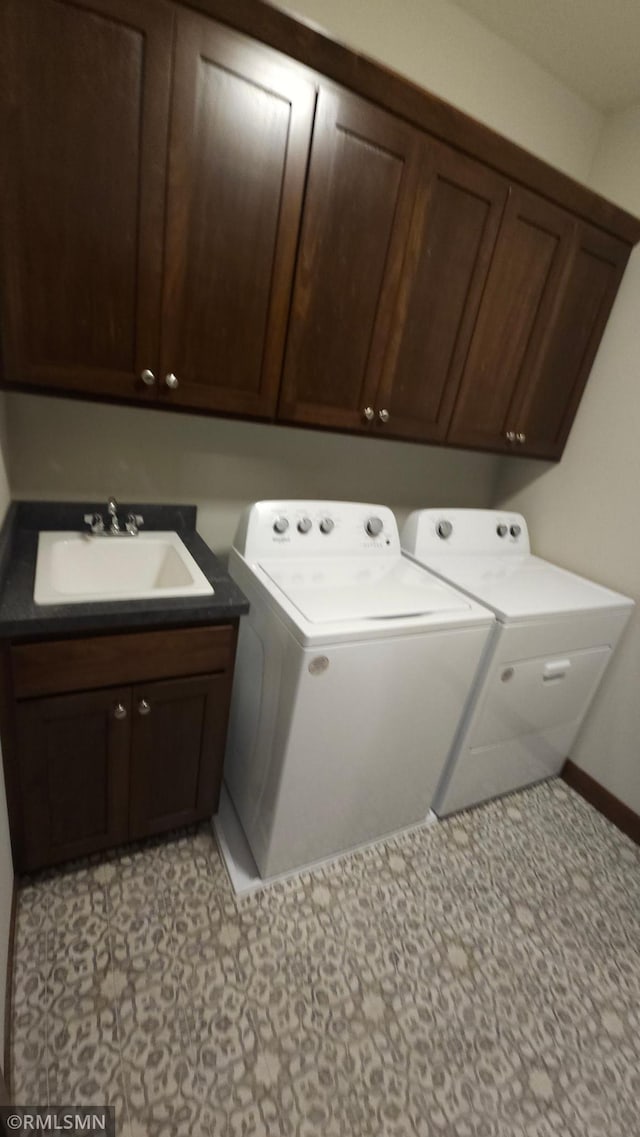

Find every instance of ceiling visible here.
[450,0,640,111]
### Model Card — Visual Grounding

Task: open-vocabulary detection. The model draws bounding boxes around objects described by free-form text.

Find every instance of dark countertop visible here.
[0,501,249,640]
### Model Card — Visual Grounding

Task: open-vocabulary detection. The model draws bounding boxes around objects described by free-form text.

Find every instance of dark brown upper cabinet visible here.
[158,10,315,417]
[447,187,577,454]
[0,0,314,418]
[279,117,509,444]
[278,87,424,433]
[447,189,631,458]
[505,223,629,459]
[1,0,639,459]
[0,0,174,402]
[373,143,508,444]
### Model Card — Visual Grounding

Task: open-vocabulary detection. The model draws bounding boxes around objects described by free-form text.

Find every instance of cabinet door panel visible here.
[511,225,629,458]
[160,12,315,417]
[0,0,173,399]
[129,673,231,839]
[278,87,423,431]
[448,187,575,451]
[375,143,507,442]
[16,687,130,871]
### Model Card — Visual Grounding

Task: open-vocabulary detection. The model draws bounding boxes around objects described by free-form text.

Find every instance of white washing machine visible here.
[220,501,494,879]
[402,508,634,816]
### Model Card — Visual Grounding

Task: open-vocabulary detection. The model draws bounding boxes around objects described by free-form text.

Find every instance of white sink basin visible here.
[34,531,214,605]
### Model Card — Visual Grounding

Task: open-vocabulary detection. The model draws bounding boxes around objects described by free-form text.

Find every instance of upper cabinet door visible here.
[447,187,576,452]
[0,0,173,400]
[159,12,315,418]
[508,224,630,459]
[278,87,424,433]
[374,143,508,443]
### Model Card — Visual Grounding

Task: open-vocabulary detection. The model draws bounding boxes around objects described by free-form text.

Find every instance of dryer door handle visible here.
[543,659,571,681]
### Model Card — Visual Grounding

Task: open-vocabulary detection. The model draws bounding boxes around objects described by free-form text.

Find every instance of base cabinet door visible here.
[129,673,231,839]
[16,687,131,871]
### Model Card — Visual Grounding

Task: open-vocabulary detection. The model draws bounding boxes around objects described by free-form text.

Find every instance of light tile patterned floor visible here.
[10,778,640,1136]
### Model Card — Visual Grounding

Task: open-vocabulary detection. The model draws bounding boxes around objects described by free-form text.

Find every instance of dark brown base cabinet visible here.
[1,623,238,872]
[1,0,640,461]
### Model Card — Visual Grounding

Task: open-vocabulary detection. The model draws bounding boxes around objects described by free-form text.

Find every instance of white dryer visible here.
[221,501,494,879]
[402,508,634,816]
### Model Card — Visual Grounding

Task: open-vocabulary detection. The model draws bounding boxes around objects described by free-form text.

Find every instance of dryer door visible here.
[435,644,612,817]
[471,645,611,748]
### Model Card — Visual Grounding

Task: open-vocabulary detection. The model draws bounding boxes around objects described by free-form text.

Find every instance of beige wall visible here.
[279,0,603,181]
[496,103,640,814]
[4,393,502,552]
[0,396,14,1077]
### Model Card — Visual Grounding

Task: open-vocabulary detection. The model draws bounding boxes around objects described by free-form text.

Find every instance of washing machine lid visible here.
[259,555,474,624]
[427,553,632,621]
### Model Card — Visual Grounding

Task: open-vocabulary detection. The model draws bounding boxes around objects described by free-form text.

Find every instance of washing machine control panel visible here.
[238,502,401,559]
[402,509,531,559]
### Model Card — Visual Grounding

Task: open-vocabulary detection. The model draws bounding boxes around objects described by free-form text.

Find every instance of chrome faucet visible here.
[83,498,144,536]
[107,497,120,534]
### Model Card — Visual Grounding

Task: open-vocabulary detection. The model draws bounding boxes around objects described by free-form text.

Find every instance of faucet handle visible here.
[84,512,104,534]
[126,513,144,535]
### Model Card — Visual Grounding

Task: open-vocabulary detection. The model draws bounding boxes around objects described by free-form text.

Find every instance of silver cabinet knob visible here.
[138,699,151,716]
[164,373,179,390]
[378,409,390,423]
[516,432,526,444]
[505,431,516,443]
[363,407,375,421]
[140,369,156,387]
[113,703,127,721]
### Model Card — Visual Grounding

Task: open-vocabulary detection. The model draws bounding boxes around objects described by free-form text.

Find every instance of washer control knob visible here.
[496,524,508,538]
[273,517,289,534]
[366,517,384,538]
[297,517,312,534]
[510,524,522,538]
[436,520,453,540]
[319,518,334,535]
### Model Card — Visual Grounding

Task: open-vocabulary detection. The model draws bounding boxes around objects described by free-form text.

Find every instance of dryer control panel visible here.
[235,501,400,560]
[402,509,531,559]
